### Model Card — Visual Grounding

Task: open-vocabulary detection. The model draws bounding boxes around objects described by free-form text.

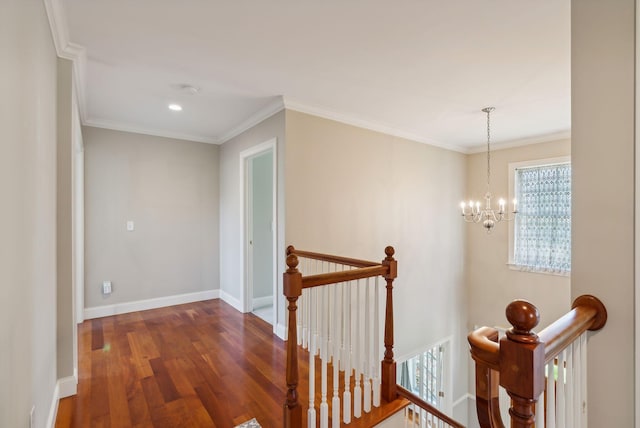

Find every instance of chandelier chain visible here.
[486,108,491,192]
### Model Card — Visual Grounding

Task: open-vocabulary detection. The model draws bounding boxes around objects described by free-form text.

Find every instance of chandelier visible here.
[460,107,517,232]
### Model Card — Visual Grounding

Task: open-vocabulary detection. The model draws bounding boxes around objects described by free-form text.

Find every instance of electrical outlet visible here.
[102,281,112,294]
[30,405,35,428]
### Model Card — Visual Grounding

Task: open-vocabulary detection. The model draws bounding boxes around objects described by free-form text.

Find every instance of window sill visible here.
[506,263,570,277]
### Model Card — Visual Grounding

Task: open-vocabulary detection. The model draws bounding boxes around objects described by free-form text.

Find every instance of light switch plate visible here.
[102,281,112,294]
[126,220,134,231]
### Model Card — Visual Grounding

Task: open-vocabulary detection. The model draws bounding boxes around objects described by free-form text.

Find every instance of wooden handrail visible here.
[468,327,500,371]
[286,245,380,268]
[301,265,389,288]
[397,385,466,428]
[467,295,607,428]
[538,294,607,364]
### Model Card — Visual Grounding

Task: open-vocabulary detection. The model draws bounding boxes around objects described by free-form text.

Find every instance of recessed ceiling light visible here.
[168,103,182,111]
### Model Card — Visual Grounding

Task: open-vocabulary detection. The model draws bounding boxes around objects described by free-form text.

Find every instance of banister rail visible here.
[287,246,381,268]
[397,385,466,428]
[283,245,398,428]
[467,295,607,428]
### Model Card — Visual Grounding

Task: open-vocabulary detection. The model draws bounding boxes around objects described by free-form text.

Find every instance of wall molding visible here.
[252,296,273,309]
[83,118,218,144]
[220,290,244,313]
[45,375,77,428]
[466,130,572,154]
[452,393,475,409]
[218,97,285,144]
[43,0,88,122]
[84,289,220,319]
[283,98,468,153]
[275,323,287,340]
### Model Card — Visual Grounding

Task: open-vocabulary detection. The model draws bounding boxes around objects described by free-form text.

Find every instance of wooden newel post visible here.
[381,246,397,402]
[283,252,302,428]
[500,300,545,428]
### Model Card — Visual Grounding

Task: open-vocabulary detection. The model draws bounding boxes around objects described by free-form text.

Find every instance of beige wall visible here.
[572,0,635,425]
[285,110,469,406]
[83,127,219,308]
[0,0,59,426]
[218,111,286,331]
[466,139,572,332]
[57,57,75,383]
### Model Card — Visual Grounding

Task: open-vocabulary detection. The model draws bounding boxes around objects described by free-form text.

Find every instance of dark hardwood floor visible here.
[55,299,406,428]
[55,299,290,428]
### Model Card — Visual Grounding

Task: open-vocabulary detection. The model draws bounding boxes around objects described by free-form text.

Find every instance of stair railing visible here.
[468,295,607,428]
[283,246,397,428]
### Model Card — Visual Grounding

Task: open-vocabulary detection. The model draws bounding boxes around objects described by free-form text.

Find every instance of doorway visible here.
[240,139,277,328]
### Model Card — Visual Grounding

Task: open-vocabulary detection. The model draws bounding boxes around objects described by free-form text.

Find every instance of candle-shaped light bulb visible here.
[512,198,518,212]
[475,201,481,211]
[460,201,466,214]
[499,198,505,212]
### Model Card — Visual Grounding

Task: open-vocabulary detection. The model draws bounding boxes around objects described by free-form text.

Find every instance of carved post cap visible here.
[506,300,540,343]
[286,245,295,255]
[286,254,299,272]
[385,246,395,259]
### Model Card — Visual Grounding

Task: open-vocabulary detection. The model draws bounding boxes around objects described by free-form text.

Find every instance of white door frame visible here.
[239,138,277,331]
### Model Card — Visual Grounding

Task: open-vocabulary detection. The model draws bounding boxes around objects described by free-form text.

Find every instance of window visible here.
[508,157,571,274]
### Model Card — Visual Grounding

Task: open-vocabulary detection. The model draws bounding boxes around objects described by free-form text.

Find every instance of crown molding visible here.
[83,118,218,144]
[282,98,468,154]
[43,0,88,123]
[218,97,285,144]
[465,130,572,154]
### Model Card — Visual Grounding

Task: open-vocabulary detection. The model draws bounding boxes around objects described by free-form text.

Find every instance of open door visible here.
[240,139,277,330]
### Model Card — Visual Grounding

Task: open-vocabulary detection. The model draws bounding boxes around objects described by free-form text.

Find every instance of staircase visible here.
[282,246,465,428]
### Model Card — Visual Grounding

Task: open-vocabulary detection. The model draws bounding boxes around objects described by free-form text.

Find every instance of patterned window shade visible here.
[514,163,571,273]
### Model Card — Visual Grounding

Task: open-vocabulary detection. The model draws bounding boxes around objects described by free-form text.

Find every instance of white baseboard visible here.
[220,290,243,312]
[453,393,474,409]
[84,289,220,319]
[46,375,78,428]
[275,322,287,340]
[58,375,77,398]
[252,295,273,309]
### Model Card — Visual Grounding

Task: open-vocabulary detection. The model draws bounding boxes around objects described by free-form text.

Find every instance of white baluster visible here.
[565,344,574,428]
[320,285,329,428]
[308,287,316,428]
[580,332,588,428]
[546,360,556,428]
[557,351,566,427]
[353,279,362,418]
[372,277,381,407]
[343,280,352,424]
[302,259,308,350]
[332,282,340,428]
[363,278,372,413]
[572,338,581,426]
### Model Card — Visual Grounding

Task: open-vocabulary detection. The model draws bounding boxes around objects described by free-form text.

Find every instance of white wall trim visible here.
[220,290,243,312]
[45,376,78,428]
[452,393,475,409]
[252,295,273,309]
[83,118,218,145]
[283,98,468,154]
[466,131,572,154]
[83,289,220,319]
[276,322,287,340]
[239,139,278,328]
[218,98,285,144]
[46,381,60,428]
[57,375,77,399]
[43,0,88,122]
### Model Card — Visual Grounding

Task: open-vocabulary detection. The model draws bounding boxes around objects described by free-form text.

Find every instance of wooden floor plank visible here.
[55,299,405,428]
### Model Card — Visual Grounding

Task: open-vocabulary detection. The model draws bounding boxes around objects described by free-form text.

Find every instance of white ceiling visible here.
[58,0,570,152]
